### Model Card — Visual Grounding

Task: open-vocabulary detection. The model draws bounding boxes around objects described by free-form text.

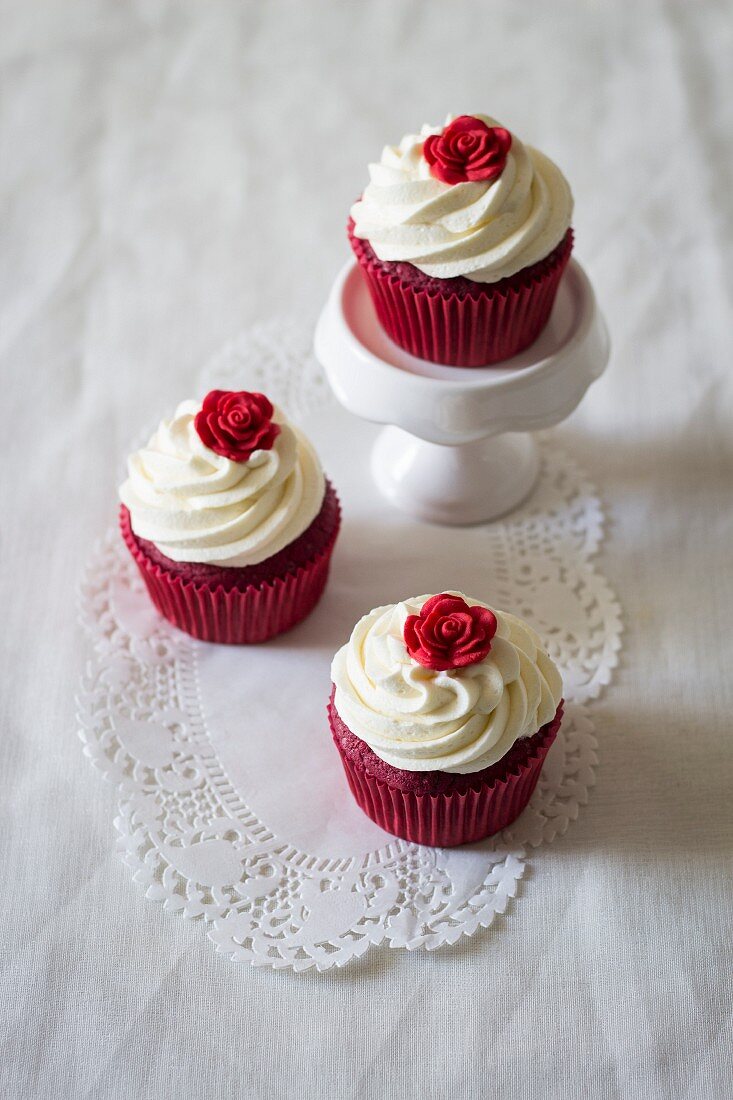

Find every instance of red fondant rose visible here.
[194,389,280,463]
[403,593,498,672]
[423,116,512,186]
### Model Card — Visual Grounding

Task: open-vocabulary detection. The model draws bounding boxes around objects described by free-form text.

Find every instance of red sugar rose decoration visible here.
[403,593,498,672]
[194,389,280,463]
[423,116,512,186]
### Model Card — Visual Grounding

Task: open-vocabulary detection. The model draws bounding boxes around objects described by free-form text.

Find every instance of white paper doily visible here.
[77,321,622,972]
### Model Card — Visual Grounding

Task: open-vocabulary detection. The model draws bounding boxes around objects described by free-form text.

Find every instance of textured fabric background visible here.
[1,1,732,1097]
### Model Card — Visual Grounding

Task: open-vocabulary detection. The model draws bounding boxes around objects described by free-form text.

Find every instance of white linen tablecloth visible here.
[2,1,732,1096]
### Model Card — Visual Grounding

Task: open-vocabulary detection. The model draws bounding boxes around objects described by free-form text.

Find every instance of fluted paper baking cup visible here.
[120,492,340,644]
[330,698,563,847]
[349,224,573,368]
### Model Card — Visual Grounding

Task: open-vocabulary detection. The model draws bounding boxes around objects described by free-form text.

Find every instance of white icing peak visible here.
[119,399,325,567]
[331,593,562,774]
[351,114,573,283]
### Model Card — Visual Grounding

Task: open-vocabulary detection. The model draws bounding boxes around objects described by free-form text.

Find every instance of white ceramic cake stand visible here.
[314,258,610,524]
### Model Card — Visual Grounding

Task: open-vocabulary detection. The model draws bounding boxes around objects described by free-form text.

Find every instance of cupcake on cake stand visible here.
[315,255,609,525]
[317,112,609,525]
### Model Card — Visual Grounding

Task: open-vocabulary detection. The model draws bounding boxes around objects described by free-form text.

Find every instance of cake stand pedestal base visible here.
[371,427,539,526]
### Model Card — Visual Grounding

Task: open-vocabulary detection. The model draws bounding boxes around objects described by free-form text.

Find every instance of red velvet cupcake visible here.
[119,390,340,643]
[349,114,574,367]
[330,592,564,846]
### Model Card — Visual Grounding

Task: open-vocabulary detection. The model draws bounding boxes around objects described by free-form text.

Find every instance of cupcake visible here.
[330,592,563,846]
[119,389,340,643]
[349,114,573,367]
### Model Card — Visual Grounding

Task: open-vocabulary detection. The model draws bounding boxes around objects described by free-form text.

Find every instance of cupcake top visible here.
[350,114,573,284]
[119,389,325,567]
[331,592,562,775]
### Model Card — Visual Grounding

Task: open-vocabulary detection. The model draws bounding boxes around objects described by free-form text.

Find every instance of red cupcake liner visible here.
[348,222,573,368]
[329,696,563,847]
[120,491,340,644]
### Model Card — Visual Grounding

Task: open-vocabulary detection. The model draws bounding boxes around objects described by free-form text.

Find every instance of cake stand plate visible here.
[315,258,610,524]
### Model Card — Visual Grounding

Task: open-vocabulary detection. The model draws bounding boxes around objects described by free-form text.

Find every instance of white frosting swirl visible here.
[119,400,326,567]
[351,115,573,283]
[331,593,562,774]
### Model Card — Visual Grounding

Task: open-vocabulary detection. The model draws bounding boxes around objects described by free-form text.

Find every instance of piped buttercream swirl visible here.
[331,593,562,774]
[119,400,325,567]
[350,114,573,283]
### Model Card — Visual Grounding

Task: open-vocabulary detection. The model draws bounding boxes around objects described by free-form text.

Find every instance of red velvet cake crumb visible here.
[348,220,573,302]
[122,481,339,591]
[329,687,563,795]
